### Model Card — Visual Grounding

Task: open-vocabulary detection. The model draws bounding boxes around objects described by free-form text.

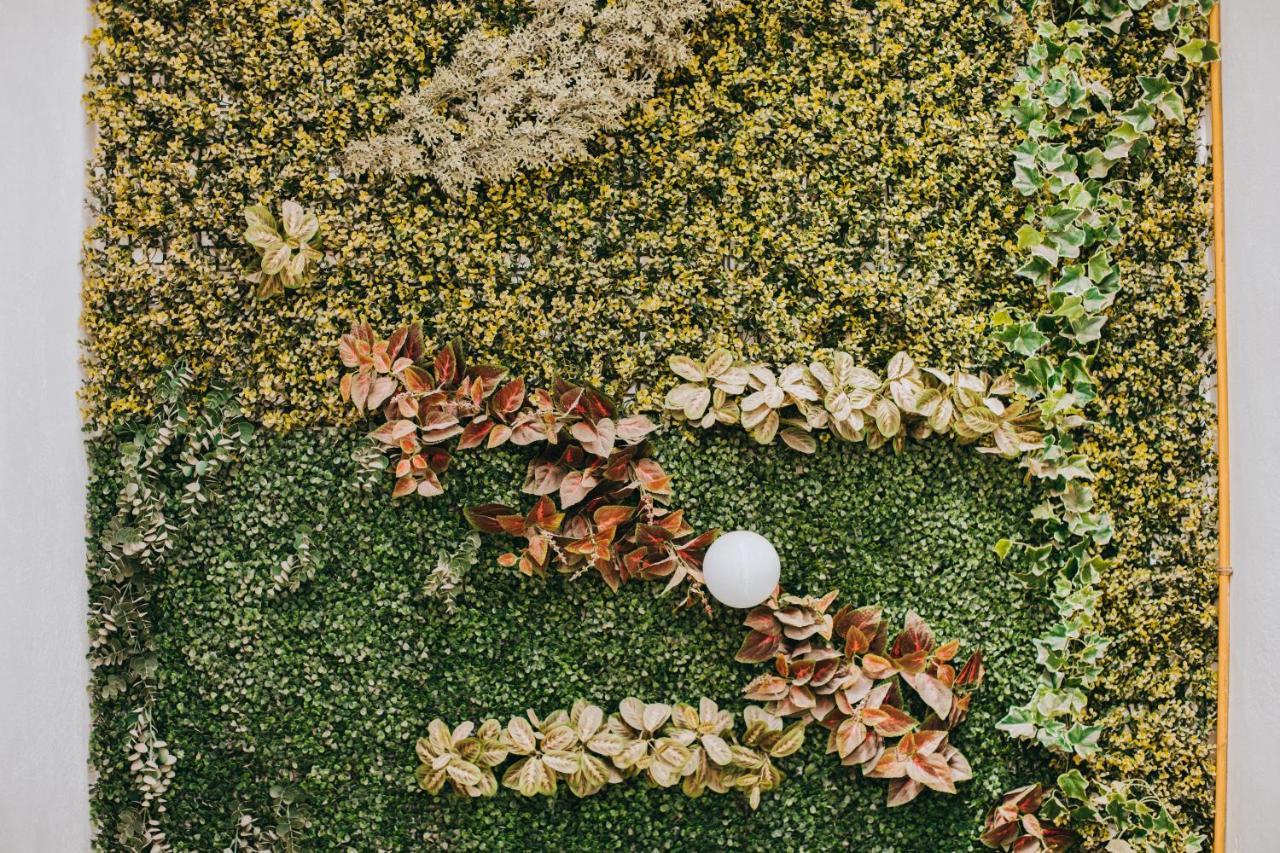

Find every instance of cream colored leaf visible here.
[668,356,705,382]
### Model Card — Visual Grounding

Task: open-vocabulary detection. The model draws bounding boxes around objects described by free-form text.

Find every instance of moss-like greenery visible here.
[89,429,1052,849]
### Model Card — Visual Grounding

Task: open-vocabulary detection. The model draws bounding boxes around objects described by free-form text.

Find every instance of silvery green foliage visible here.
[424,532,481,615]
[346,0,734,196]
[89,365,253,852]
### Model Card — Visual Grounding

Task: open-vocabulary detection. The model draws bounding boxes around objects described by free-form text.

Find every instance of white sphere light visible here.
[702,530,781,609]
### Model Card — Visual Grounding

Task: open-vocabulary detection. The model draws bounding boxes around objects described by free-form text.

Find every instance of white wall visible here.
[1222,2,1280,851]
[0,1,1276,850]
[0,0,92,850]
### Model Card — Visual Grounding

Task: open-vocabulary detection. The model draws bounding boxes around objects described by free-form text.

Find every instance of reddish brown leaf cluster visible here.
[340,322,716,606]
[980,784,1080,852]
[736,593,984,806]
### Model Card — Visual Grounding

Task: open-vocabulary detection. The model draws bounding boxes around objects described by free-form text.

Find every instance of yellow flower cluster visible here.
[81,0,1216,832]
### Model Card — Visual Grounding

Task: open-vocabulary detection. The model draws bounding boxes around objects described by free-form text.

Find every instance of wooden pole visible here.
[1209,4,1230,851]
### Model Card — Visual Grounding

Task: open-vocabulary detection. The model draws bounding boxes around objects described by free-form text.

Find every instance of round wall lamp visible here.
[702,530,780,609]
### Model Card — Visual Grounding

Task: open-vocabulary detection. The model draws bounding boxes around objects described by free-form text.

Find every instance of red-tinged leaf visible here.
[371,419,417,445]
[636,552,678,580]
[862,705,917,737]
[589,417,616,457]
[596,560,622,592]
[905,671,953,724]
[394,457,411,478]
[487,424,512,448]
[339,372,353,402]
[464,503,514,534]
[744,607,782,636]
[1042,827,1082,852]
[523,460,566,496]
[401,323,423,361]
[735,631,782,664]
[386,326,408,359]
[816,590,840,612]
[906,751,955,793]
[832,716,868,759]
[467,365,507,397]
[947,692,972,729]
[866,748,907,779]
[350,372,371,411]
[633,458,671,494]
[660,562,688,595]
[417,473,444,497]
[892,649,928,676]
[372,341,392,373]
[401,365,433,393]
[742,674,789,702]
[593,504,633,531]
[933,639,960,662]
[492,377,526,415]
[419,424,465,444]
[570,419,598,448]
[677,531,716,564]
[338,337,360,368]
[526,534,550,567]
[559,471,597,508]
[368,376,397,411]
[886,778,924,807]
[424,448,451,473]
[616,415,656,443]
[862,653,897,680]
[435,341,460,386]
[396,395,418,418]
[957,650,985,688]
[632,523,674,547]
[845,624,870,656]
[527,496,564,532]
[517,553,539,577]
[497,552,518,568]
[392,476,416,499]
[456,418,493,450]
[891,611,937,657]
[510,420,543,446]
[654,509,689,536]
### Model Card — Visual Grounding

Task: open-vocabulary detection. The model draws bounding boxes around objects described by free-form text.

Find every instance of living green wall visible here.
[89,431,1050,849]
[81,0,1217,847]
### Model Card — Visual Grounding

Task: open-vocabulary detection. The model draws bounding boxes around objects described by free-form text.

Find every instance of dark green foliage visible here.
[90,428,1053,850]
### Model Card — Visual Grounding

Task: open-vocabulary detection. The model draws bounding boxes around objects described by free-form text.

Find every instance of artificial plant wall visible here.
[82,0,1217,849]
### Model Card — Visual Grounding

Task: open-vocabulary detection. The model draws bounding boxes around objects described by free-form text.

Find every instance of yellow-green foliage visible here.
[83,0,1031,429]
[82,0,1216,836]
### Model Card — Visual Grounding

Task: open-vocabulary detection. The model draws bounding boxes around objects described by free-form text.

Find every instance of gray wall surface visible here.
[0,1,1276,850]
[1222,1,1280,850]
[0,0,92,850]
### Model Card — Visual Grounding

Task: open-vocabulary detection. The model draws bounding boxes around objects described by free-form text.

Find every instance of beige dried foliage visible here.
[346,0,732,196]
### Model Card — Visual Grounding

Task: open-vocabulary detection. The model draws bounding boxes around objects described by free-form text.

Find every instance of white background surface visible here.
[1221,2,1280,850]
[0,1,1276,850]
[0,0,92,850]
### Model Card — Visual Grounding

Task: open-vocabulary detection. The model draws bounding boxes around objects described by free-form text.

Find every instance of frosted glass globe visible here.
[702,530,780,609]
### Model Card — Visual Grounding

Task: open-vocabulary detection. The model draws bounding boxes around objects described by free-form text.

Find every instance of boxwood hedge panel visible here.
[89,430,1050,849]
